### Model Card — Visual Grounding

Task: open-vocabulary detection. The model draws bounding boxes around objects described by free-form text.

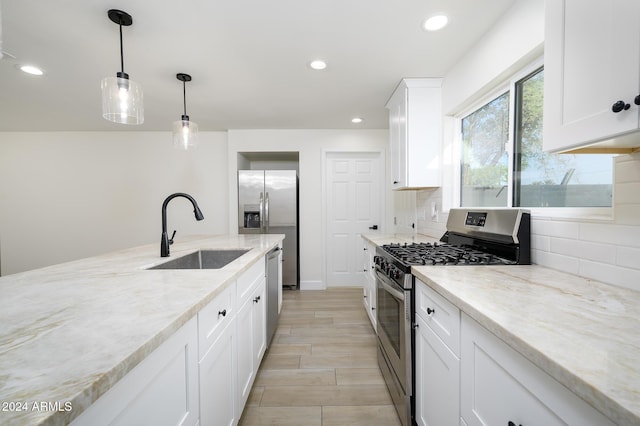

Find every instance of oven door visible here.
[375,268,412,395]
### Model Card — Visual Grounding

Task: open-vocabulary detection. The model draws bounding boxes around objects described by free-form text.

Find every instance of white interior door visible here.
[325,152,383,287]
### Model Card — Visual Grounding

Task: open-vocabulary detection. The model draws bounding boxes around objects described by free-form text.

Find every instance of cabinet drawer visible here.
[461,314,615,426]
[198,282,236,360]
[415,278,460,356]
[237,259,265,305]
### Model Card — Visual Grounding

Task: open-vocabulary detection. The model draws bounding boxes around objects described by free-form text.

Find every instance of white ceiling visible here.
[0,0,515,132]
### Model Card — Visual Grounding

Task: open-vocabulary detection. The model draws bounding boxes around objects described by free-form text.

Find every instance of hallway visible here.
[239,287,401,426]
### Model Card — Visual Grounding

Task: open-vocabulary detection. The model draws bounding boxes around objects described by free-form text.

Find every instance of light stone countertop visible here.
[412,265,640,426]
[363,233,639,425]
[0,234,283,426]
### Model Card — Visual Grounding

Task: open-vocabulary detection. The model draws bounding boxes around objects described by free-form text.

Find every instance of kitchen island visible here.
[0,234,283,426]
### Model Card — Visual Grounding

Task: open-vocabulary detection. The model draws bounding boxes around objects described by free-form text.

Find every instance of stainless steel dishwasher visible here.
[265,246,281,347]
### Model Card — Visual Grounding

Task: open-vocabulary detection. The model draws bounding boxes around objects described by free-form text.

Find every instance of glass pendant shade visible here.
[101,75,144,124]
[172,117,198,150]
[101,9,143,125]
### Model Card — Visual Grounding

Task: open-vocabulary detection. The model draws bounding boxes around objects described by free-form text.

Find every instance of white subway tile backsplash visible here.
[531,234,550,252]
[532,250,579,275]
[614,154,640,183]
[551,238,615,264]
[579,260,640,291]
[606,225,640,248]
[615,246,640,270]
[415,153,640,290]
[614,203,640,226]
[579,223,618,245]
[614,182,640,204]
[531,219,579,239]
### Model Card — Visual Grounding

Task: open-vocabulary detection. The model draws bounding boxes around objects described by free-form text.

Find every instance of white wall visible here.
[416,0,640,291]
[227,129,390,289]
[0,131,229,275]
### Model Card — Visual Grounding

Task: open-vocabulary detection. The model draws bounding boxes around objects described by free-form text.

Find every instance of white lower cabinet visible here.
[236,261,267,410]
[414,279,460,426]
[460,314,614,426]
[199,282,237,426]
[71,317,199,426]
[415,314,460,426]
[199,317,236,426]
[362,238,377,330]
[72,256,270,426]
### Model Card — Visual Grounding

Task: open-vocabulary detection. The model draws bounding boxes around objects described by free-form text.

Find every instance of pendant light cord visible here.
[118,21,125,74]
[183,81,188,117]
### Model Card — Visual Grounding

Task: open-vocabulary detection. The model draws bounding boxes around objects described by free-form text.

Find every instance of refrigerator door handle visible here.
[259,192,265,231]
[265,192,270,233]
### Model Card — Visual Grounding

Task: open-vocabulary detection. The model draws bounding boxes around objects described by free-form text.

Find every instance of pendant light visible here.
[172,73,198,150]
[101,9,144,125]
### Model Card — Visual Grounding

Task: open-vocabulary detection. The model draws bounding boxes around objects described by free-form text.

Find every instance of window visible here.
[460,67,613,208]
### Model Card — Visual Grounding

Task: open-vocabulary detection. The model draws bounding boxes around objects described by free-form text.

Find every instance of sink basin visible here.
[148,249,250,270]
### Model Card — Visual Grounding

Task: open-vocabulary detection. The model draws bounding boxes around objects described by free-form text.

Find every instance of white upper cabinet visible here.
[386,78,442,189]
[544,0,640,153]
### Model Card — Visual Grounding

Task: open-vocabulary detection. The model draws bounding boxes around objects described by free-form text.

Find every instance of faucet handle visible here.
[169,230,176,245]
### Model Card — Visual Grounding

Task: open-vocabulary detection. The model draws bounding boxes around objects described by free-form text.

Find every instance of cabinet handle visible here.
[612,100,631,113]
[218,309,227,317]
[635,95,640,106]
[393,180,399,184]
[507,422,523,426]
[426,307,435,316]
[371,307,375,311]
[253,296,261,303]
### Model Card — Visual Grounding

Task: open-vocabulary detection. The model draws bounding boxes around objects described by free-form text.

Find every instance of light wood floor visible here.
[239,287,401,426]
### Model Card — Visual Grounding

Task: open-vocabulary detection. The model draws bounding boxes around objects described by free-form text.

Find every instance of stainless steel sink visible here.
[148,249,250,270]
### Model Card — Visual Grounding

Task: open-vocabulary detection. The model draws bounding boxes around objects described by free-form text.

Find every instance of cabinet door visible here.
[71,318,199,426]
[252,278,267,371]
[200,318,236,426]
[237,277,267,411]
[415,314,460,426]
[388,87,407,189]
[236,297,254,409]
[460,314,614,426]
[544,0,640,152]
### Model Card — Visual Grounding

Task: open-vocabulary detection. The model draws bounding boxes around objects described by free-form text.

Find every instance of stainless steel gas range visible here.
[375,208,531,426]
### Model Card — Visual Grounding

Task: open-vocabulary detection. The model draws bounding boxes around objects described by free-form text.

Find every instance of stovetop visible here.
[381,242,516,267]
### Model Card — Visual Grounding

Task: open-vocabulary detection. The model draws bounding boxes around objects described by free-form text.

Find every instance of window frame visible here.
[452,57,614,221]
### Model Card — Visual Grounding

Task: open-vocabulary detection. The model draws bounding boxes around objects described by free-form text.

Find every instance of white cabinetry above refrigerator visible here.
[386,78,442,190]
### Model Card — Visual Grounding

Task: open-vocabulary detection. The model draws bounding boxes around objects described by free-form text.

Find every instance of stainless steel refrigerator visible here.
[238,170,298,288]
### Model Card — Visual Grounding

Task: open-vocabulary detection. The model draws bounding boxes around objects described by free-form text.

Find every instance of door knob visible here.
[369,225,378,230]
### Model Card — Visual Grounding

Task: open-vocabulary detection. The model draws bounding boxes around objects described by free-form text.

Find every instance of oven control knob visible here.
[388,266,401,279]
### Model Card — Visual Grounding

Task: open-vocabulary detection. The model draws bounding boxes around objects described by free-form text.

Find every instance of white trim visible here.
[300,280,326,291]
[448,56,614,220]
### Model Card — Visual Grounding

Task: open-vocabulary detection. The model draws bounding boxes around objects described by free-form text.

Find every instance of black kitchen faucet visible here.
[161,192,204,257]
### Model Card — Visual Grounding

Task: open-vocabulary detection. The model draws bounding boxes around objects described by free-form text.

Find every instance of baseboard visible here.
[300,280,325,291]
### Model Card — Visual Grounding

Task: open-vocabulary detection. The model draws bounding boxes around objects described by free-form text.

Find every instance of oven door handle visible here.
[376,270,405,300]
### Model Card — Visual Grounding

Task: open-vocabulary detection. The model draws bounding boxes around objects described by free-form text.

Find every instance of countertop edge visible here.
[411,268,636,426]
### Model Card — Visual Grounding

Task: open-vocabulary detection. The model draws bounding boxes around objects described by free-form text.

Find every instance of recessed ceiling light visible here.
[351,117,364,124]
[309,60,327,70]
[422,15,448,31]
[18,65,44,76]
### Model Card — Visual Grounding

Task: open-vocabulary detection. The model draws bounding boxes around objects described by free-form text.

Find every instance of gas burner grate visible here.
[382,242,514,266]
